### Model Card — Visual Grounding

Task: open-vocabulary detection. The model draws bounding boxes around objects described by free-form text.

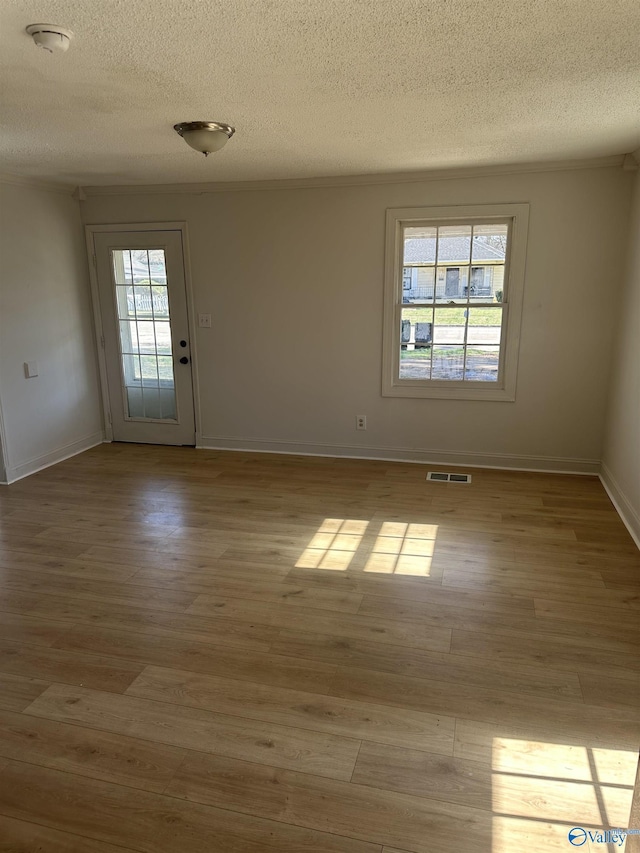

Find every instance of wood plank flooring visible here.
[0,443,638,852]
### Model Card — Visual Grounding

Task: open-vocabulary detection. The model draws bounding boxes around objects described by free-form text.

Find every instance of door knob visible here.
[179,356,189,364]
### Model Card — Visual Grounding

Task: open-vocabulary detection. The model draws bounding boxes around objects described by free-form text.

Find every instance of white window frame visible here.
[382,203,529,401]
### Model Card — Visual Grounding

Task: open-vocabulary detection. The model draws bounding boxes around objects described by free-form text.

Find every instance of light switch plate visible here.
[24,361,39,378]
[198,313,212,328]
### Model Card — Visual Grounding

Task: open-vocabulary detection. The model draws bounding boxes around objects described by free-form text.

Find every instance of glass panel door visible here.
[93,229,195,446]
[112,248,177,421]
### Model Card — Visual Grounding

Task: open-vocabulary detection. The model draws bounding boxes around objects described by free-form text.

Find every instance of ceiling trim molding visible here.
[79,154,626,198]
[0,172,77,195]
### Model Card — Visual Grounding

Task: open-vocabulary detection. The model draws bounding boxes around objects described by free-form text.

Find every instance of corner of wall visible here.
[2,431,105,485]
[0,181,104,484]
[601,168,640,551]
[599,463,640,550]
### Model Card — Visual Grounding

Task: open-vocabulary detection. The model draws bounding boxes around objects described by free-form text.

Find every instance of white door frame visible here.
[85,222,202,444]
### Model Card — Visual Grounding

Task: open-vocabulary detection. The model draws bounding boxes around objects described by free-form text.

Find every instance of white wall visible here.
[81,164,633,472]
[602,167,640,545]
[0,181,103,482]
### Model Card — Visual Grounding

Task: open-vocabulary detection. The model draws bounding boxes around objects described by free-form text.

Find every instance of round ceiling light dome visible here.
[26,24,73,53]
[173,122,235,157]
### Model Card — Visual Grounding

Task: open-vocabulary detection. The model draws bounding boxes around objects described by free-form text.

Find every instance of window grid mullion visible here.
[461,226,474,379]
[130,250,142,386]
[429,227,439,379]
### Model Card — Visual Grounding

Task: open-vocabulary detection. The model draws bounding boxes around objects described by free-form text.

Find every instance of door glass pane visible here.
[141,387,162,419]
[159,388,177,420]
[140,355,159,387]
[135,321,156,354]
[127,386,144,418]
[121,353,141,386]
[152,286,170,318]
[157,356,175,386]
[154,323,172,354]
[111,249,177,421]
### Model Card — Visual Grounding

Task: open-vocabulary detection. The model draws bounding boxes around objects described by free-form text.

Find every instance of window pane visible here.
[436,266,469,304]
[402,266,435,303]
[431,345,464,380]
[467,307,503,345]
[491,265,506,303]
[433,307,465,344]
[472,224,508,263]
[473,225,507,303]
[464,345,500,381]
[404,226,437,265]
[437,225,472,265]
[399,307,433,380]
[470,266,493,299]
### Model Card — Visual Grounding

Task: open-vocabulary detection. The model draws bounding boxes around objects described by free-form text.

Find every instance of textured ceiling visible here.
[1,0,639,187]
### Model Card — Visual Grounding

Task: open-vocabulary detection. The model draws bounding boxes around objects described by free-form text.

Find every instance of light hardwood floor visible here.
[0,443,638,852]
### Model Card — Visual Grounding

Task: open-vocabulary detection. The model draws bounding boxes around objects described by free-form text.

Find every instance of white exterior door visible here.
[93,230,196,446]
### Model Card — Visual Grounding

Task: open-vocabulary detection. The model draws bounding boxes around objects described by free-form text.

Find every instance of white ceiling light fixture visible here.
[173,121,235,157]
[26,24,73,54]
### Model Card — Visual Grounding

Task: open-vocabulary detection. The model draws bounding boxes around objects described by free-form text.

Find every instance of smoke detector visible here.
[26,24,73,54]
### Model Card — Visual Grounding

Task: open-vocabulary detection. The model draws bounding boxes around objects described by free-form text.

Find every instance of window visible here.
[383,204,529,401]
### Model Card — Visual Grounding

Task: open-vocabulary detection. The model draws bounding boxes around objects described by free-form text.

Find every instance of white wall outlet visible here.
[198,313,212,328]
[24,361,39,378]
[356,415,367,430]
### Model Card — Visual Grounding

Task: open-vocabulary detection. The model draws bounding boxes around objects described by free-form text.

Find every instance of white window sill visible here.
[382,381,516,401]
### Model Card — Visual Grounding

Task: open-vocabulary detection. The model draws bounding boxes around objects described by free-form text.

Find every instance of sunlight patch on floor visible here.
[491,738,637,852]
[295,519,369,570]
[364,521,437,576]
[295,519,438,575]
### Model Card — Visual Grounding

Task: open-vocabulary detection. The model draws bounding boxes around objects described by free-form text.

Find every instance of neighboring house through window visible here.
[382,203,529,401]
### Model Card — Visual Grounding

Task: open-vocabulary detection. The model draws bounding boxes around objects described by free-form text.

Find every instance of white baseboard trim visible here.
[1,431,105,485]
[197,435,600,475]
[599,463,640,551]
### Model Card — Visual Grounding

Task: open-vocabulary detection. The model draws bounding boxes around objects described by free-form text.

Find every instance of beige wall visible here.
[81,164,632,472]
[0,182,103,482]
[602,168,640,544]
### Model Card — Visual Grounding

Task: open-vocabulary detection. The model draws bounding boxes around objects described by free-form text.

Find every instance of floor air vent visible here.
[427,471,472,484]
